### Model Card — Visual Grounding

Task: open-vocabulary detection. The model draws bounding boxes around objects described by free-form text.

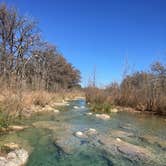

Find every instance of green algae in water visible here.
[27,144,114,166]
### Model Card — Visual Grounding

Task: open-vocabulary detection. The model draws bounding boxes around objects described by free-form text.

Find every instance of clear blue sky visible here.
[2,0,166,86]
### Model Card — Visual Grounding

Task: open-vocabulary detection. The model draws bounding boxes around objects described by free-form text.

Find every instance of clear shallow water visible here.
[0,100,166,166]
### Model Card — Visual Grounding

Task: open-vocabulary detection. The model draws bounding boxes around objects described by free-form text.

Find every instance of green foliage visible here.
[91,103,112,113]
[0,110,10,128]
[0,102,15,129]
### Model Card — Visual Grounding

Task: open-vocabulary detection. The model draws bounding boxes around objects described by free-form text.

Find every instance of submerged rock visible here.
[86,112,93,115]
[111,130,134,138]
[74,128,97,139]
[54,131,81,154]
[74,106,79,109]
[139,135,166,149]
[85,128,97,135]
[32,121,58,131]
[33,121,73,135]
[0,148,28,166]
[95,114,110,120]
[116,140,151,160]
[119,123,135,131]
[98,135,152,161]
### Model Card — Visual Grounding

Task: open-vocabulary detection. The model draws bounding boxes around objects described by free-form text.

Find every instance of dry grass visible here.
[0,86,84,129]
[0,88,84,118]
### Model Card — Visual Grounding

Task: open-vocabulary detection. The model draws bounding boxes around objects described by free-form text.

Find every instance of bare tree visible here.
[0,3,40,87]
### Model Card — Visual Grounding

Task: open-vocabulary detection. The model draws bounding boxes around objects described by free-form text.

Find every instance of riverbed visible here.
[0,99,165,166]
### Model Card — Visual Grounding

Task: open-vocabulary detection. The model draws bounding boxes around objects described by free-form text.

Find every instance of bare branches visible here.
[0,3,81,91]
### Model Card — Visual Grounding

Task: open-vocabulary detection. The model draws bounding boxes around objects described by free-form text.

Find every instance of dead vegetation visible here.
[0,3,82,128]
[86,61,166,115]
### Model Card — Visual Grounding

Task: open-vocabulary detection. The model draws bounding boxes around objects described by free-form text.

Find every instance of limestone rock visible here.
[85,128,97,135]
[53,109,60,113]
[74,131,87,139]
[111,130,134,138]
[116,140,150,160]
[95,114,110,120]
[52,102,69,106]
[42,105,54,112]
[98,135,152,161]
[86,112,93,115]
[8,125,29,131]
[110,108,118,113]
[3,143,20,150]
[74,128,97,139]
[116,138,121,142]
[0,148,28,166]
[32,121,58,130]
[74,106,79,109]
[139,135,166,149]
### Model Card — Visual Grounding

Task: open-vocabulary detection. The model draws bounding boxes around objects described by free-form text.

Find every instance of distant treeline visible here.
[0,4,81,91]
[86,62,166,115]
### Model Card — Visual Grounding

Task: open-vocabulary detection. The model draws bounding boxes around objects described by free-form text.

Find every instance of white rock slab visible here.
[95,114,110,120]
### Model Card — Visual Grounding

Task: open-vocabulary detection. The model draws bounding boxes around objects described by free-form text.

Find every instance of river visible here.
[0,99,165,166]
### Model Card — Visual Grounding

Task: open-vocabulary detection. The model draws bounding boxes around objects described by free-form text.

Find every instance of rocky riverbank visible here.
[0,99,165,166]
[0,143,28,166]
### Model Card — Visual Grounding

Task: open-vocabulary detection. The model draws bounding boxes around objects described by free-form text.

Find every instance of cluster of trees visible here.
[119,62,166,114]
[86,62,166,115]
[0,4,80,91]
